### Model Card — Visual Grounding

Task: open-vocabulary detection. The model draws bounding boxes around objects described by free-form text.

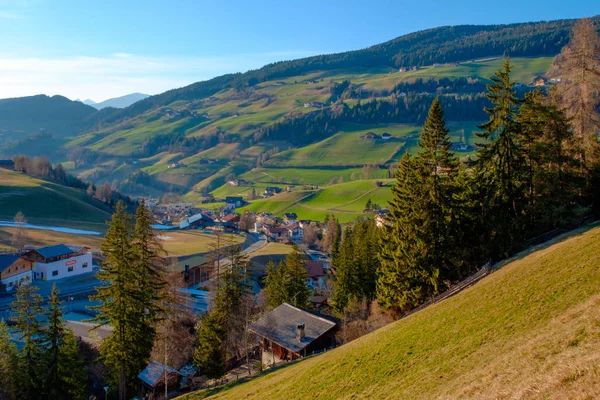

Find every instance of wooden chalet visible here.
[138,361,182,398]
[249,303,337,368]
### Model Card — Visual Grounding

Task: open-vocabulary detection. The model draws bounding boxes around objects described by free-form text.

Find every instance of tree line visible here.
[333,19,600,314]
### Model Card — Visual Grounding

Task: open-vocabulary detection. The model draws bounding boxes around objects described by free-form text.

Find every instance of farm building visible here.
[225,196,244,209]
[26,244,93,281]
[249,303,337,368]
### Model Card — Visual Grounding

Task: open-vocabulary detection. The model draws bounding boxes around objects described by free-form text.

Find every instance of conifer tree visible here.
[89,201,136,400]
[0,319,18,399]
[43,285,87,400]
[332,227,357,313]
[378,99,463,310]
[44,285,66,398]
[130,200,166,380]
[13,284,44,399]
[475,59,527,259]
[550,18,600,167]
[377,153,425,310]
[58,329,87,400]
[283,246,311,309]
[193,313,226,379]
[264,261,288,309]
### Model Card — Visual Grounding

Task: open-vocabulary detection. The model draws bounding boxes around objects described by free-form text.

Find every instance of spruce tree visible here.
[475,59,527,259]
[44,285,66,399]
[12,284,44,400]
[58,329,87,400]
[264,261,288,309]
[193,313,226,379]
[377,153,425,310]
[89,201,137,400]
[130,200,166,381]
[0,319,18,399]
[283,246,311,309]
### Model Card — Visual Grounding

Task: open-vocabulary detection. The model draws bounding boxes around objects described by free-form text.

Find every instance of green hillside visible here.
[183,224,600,400]
[239,180,393,223]
[0,168,112,227]
[3,17,593,213]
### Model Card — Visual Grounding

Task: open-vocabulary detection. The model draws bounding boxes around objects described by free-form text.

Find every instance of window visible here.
[68,266,74,272]
[82,262,88,268]
[52,270,58,277]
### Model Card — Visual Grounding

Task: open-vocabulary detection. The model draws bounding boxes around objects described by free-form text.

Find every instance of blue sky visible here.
[0,0,598,101]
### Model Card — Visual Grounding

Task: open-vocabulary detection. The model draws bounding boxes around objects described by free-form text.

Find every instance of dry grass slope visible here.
[181,225,600,400]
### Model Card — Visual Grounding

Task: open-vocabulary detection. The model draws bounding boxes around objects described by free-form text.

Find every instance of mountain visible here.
[3,16,599,207]
[0,95,98,158]
[81,99,97,106]
[180,225,600,399]
[86,93,150,110]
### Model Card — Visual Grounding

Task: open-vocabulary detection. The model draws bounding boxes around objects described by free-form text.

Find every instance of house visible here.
[249,303,337,367]
[286,224,303,241]
[26,244,92,281]
[298,220,312,229]
[138,361,182,398]
[225,196,244,209]
[534,77,547,87]
[264,187,282,196]
[283,213,297,224]
[179,213,215,230]
[221,213,240,230]
[227,178,239,186]
[266,227,287,240]
[398,67,407,72]
[363,131,381,140]
[411,66,419,71]
[0,254,33,291]
[381,133,392,140]
[303,101,324,108]
[0,160,15,170]
[305,260,325,290]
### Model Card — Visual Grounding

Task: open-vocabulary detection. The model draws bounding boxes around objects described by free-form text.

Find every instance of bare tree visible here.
[239,212,256,232]
[550,18,600,166]
[11,211,27,253]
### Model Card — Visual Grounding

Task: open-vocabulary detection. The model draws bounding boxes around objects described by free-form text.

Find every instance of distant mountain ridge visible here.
[77,93,149,110]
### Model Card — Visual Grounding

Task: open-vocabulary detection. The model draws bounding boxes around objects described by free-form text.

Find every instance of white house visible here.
[27,244,93,281]
[286,224,303,241]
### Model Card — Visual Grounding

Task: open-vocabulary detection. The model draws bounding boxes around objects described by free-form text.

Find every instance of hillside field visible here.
[182,224,600,400]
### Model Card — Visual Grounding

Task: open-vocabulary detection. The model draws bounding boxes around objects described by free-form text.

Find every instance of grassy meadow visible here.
[182,224,600,400]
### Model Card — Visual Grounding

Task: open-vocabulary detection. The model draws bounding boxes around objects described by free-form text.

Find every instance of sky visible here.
[0,0,598,102]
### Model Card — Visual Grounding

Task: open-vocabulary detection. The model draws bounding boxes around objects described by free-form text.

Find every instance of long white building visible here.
[28,244,93,281]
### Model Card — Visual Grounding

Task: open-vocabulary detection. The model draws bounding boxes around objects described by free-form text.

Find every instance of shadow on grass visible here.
[185,357,314,399]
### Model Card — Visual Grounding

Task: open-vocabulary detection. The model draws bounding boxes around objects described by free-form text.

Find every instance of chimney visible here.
[296,323,305,342]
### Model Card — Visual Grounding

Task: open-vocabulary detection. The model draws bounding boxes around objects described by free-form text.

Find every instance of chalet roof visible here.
[34,244,76,259]
[138,361,181,387]
[284,213,297,219]
[0,254,22,274]
[249,303,336,354]
[225,196,243,202]
[222,213,240,222]
[305,261,324,278]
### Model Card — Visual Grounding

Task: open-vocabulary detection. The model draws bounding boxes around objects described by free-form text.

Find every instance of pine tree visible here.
[44,285,66,399]
[0,319,18,399]
[89,201,137,400]
[42,285,87,400]
[264,261,288,309]
[12,284,44,399]
[58,329,87,400]
[475,59,527,259]
[130,200,166,379]
[332,226,357,313]
[377,153,424,310]
[283,246,311,309]
[193,313,226,379]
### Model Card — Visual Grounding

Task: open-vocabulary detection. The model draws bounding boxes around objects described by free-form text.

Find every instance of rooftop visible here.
[138,361,181,387]
[0,254,22,274]
[305,261,324,278]
[249,303,337,354]
[33,244,76,259]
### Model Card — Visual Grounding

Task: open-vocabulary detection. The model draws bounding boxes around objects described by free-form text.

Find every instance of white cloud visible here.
[0,51,317,102]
